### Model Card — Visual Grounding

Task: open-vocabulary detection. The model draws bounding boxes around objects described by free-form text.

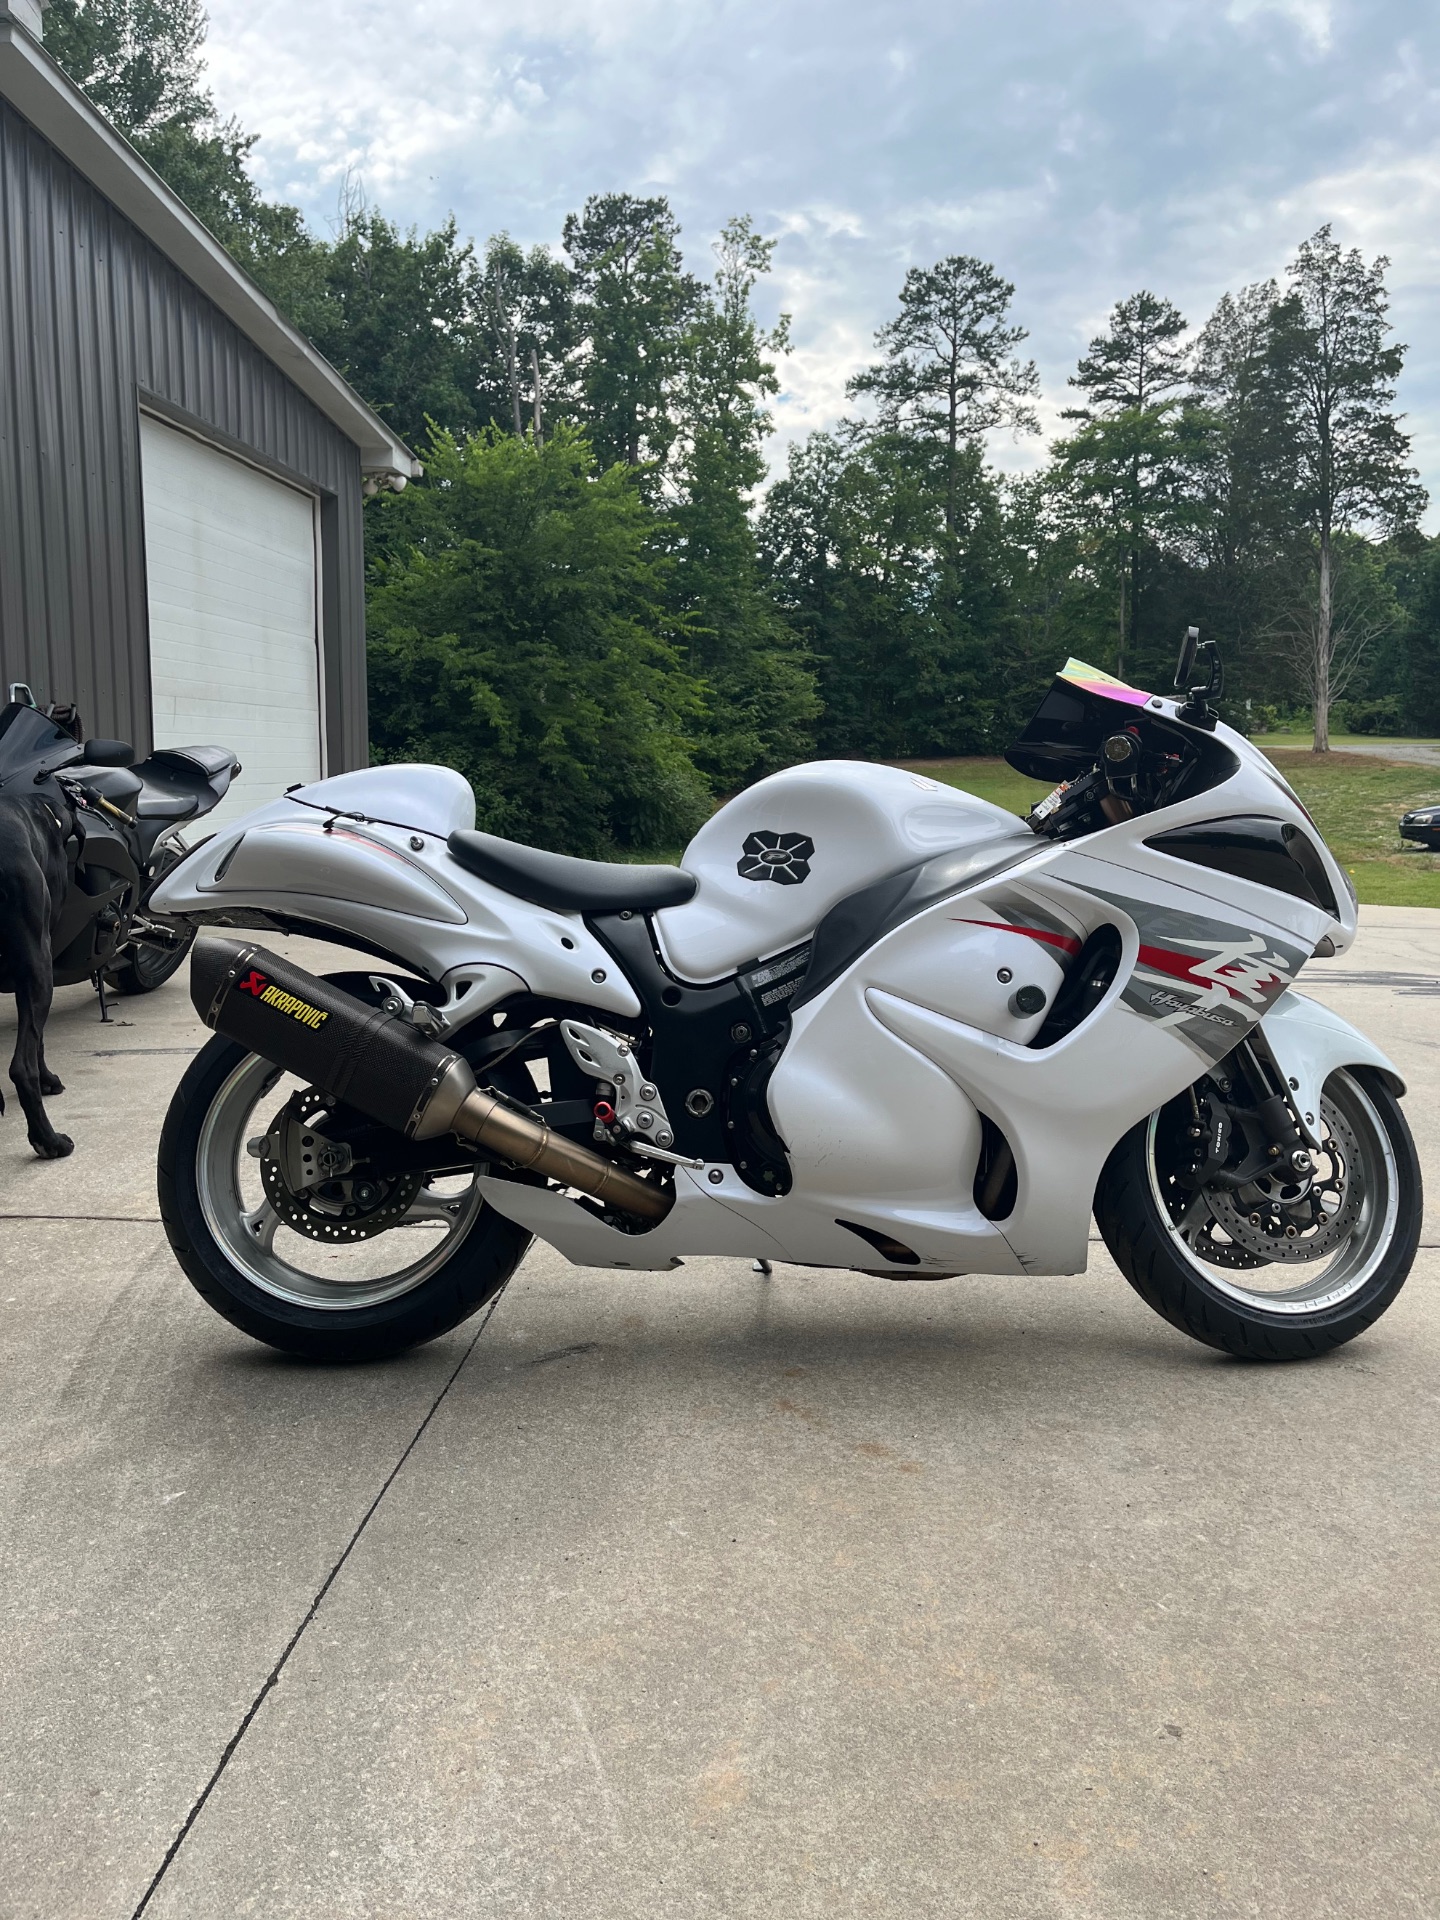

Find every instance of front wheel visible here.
[1096,1067,1421,1360]
[158,1034,531,1361]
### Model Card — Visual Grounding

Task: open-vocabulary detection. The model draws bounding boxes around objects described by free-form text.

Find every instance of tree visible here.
[1402,541,1440,735]
[1270,536,1404,734]
[472,235,576,441]
[761,426,1007,758]
[367,428,711,855]
[1068,290,1189,416]
[848,255,1037,543]
[46,0,317,293]
[1061,291,1189,676]
[562,193,700,475]
[45,0,210,135]
[291,209,489,452]
[668,217,817,783]
[1267,227,1427,750]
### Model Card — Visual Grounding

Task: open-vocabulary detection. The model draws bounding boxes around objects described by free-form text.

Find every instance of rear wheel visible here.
[158,1034,531,1361]
[114,844,196,994]
[112,924,196,994]
[1096,1067,1421,1360]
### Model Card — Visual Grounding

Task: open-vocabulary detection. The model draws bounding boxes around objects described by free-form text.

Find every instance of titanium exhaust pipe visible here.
[189,938,672,1223]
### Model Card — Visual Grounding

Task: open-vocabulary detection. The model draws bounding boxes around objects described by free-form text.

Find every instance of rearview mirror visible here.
[1173,626,1200,691]
[83,738,135,767]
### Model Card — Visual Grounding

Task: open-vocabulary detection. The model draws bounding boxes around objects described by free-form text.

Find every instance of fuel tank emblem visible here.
[738,830,814,885]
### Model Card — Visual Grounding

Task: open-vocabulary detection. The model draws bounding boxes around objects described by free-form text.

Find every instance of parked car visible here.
[1399,805,1440,850]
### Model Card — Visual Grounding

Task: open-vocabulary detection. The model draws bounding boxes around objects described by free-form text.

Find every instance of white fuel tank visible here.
[656,760,1025,981]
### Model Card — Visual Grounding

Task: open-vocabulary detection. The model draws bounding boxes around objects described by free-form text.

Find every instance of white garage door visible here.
[141,414,322,826]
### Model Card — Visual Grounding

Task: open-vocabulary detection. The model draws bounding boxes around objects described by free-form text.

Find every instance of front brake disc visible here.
[1201,1092,1363,1264]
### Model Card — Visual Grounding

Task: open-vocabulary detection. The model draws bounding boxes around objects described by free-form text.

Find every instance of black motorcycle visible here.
[0,686,239,1000]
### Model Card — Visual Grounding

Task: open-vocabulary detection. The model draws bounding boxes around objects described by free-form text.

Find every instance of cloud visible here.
[1226,0,1335,54]
[204,0,1440,520]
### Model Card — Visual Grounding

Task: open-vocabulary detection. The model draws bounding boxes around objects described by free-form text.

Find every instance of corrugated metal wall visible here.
[0,97,368,768]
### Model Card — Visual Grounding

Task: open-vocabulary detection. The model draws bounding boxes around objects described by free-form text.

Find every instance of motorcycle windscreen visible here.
[1004,658,1154,783]
[0,701,80,776]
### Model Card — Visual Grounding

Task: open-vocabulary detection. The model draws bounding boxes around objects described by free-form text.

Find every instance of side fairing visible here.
[766,826,1346,1276]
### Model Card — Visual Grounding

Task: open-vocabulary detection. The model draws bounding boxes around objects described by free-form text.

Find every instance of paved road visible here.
[1340,742,1440,767]
[1267,739,1440,769]
[1,917,1437,1920]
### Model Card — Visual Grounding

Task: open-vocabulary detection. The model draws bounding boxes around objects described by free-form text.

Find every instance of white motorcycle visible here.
[153,634,1420,1364]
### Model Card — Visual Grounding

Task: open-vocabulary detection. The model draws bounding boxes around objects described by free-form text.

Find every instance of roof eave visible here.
[0,12,420,479]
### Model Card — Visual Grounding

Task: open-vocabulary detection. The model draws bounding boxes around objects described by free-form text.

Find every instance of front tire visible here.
[1096,1067,1421,1360]
[158,1034,531,1361]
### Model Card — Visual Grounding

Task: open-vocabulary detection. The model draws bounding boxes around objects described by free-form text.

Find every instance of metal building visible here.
[0,0,419,817]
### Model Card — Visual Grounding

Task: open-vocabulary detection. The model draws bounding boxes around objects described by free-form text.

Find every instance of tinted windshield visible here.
[1005,660,1156,782]
[0,702,80,776]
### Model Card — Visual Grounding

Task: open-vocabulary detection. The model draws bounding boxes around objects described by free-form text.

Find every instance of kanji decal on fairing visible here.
[1080,886,1308,1060]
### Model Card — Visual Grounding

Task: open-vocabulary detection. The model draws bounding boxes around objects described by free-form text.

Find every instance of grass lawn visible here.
[1258,732,1440,752]
[899,750,1440,909]
[1262,748,1440,907]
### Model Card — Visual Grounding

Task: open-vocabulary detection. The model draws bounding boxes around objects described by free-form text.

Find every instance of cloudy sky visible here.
[204,0,1439,517]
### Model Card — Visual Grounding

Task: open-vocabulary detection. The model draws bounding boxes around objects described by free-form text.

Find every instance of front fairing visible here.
[1008,663,1355,959]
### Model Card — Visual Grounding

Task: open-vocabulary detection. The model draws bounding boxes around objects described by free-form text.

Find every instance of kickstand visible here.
[93,970,112,1024]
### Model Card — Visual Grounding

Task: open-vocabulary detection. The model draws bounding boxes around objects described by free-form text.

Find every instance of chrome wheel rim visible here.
[197,1051,485,1311]
[1146,1069,1398,1316]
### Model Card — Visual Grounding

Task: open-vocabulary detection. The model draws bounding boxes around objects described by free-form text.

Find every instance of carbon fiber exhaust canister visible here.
[189,937,671,1221]
[190,938,473,1139]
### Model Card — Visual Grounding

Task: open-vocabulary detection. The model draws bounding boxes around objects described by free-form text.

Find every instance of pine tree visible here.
[847,256,1038,543]
[1267,227,1427,750]
[1059,291,1190,675]
[562,194,700,476]
[669,218,817,783]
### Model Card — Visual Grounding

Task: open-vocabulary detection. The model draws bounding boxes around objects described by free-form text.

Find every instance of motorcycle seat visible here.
[447,830,698,914]
[131,747,236,822]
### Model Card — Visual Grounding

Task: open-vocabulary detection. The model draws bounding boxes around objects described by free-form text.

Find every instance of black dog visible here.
[0,790,75,1157]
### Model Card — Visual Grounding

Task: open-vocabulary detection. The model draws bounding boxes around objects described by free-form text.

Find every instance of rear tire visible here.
[158,1033,531,1361]
[112,924,195,994]
[114,844,197,994]
[1095,1066,1421,1361]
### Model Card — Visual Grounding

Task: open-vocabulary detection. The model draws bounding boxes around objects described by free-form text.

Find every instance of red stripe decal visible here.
[1135,941,1204,983]
[953,918,1082,955]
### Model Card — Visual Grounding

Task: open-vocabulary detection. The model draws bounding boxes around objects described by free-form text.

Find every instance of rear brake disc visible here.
[258,1088,422,1243]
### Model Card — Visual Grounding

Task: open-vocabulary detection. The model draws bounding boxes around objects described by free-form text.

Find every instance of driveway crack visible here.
[128,1288,508,1918]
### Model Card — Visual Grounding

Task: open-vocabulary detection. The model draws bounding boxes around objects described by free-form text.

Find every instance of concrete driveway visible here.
[1,916,1437,1920]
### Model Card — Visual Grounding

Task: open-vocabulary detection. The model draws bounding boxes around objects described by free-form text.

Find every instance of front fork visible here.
[1178,1034,1318,1195]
